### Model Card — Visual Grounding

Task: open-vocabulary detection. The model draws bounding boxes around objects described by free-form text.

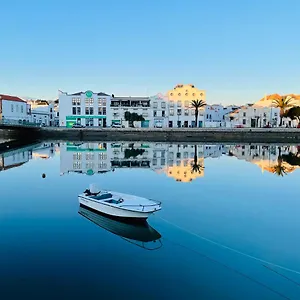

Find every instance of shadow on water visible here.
[78,204,162,250]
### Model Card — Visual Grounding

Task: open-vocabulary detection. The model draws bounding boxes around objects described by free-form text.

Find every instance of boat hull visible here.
[78,196,155,219]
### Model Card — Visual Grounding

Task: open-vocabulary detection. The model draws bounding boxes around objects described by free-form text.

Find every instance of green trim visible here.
[66,146,107,152]
[66,115,106,120]
[141,144,150,148]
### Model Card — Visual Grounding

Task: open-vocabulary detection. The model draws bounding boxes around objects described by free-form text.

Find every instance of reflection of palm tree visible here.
[191,145,204,174]
[272,147,287,177]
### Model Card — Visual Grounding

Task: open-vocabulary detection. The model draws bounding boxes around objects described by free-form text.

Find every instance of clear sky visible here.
[1,0,299,105]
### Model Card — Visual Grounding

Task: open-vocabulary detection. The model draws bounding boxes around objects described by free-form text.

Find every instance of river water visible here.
[0,141,300,299]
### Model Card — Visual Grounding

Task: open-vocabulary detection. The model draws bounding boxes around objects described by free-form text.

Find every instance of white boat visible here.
[78,184,162,220]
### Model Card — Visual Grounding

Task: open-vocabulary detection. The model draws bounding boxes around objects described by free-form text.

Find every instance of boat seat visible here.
[91,193,113,200]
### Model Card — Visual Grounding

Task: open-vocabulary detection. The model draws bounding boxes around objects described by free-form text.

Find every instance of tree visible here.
[191,99,206,127]
[272,96,294,126]
[271,147,287,177]
[284,106,300,123]
[191,145,205,174]
[124,111,145,127]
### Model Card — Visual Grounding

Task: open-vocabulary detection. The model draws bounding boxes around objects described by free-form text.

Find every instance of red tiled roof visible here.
[0,94,26,103]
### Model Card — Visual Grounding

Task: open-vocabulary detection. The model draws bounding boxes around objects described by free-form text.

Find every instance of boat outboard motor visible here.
[90,183,100,195]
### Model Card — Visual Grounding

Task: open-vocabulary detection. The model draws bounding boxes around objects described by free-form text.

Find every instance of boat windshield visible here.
[91,193,113,200]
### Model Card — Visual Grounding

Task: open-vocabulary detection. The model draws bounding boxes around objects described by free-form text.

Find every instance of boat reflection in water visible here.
[78,204,162,250]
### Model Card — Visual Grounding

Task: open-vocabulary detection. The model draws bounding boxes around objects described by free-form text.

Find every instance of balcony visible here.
[111,100,150,108]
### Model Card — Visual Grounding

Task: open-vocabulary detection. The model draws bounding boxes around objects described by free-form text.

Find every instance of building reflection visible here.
[228,144,300,176]
[60,142,226,182]
[0,143,55,172]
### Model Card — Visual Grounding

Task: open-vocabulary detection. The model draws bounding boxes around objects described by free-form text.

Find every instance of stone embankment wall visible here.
[39,127,300,143]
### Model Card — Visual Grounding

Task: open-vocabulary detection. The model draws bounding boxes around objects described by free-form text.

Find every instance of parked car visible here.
[234,124,244,128]
[112,123,125,128]
[72,124,85,128]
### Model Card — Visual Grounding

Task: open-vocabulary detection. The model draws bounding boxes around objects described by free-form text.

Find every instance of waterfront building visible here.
[166,84,206,128]
[225,104,280,127]
[0,148,31,171]
[109,96,152,127]
[58,90,111,127]
[0,94,30,123]
[150,94,169,128]
[27,100,55,126]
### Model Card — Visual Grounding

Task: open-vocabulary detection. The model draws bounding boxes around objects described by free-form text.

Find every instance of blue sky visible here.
[1,0,299,105]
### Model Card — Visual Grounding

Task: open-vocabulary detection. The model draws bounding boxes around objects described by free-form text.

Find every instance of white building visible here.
[109,96,152,127]
[59,91,111,127]
[27,100,55,126]
[225,104,280,128]
[150,94,169,128]
[0,94,30,124]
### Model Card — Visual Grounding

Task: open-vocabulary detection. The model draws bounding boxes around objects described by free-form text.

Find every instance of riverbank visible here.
[39,127,300,143]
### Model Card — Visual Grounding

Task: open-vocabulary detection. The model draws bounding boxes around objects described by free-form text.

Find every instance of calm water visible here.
[1,141,300,299]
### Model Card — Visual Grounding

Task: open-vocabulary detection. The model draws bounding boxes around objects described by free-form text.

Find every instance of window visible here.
[21,106,24,113]
[177,109,181,115]
[184,101,189,107]
[170,109,174,116]
[102,99,106,106]
[89,107,94,114]
[16,105,19,112]
[73,153,82,160]
[153,102,158,108]
[86,153,94,160]
[177,101,182,107]
[184,109,189,116]
[99,162,107,169]
[243,119,246,125]
[102,107,106,115]
[85,98,93,105]
[73,162,81,169]
[98,98,102,106]
[85,107,90,115]
[170,101,174,107]
[72,98,77,105]
[11,104,13,112]
[162,111,165,117]
[98,107,102,115]
[161,102,166,109]
[89,98,94,105]
[76,98,81,105]
[98,153,107,160]
[191,110,195,115]
[77,107,81,114]
[142,113,148,117]
[50,108,53,112]
[73,107,76,115]
[243,112,246,117]
[153,111,157,117]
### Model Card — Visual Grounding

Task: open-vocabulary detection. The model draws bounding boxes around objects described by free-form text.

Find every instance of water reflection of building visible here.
[0,143,55,172]
[60,142,228,182]
[228,144,300,174]
[32,142,55,159]
[60,142,111,175]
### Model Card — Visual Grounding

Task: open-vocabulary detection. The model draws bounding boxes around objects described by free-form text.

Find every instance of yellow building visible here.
[164,157,205,182]
[164,84,206,128]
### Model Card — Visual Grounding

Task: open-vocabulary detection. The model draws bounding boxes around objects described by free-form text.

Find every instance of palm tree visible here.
[271,146,287,177]
[191,145,204,174]
[191,99,206,128]
[272,96,294,126]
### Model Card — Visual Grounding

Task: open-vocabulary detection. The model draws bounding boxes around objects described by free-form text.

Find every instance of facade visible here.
[59,91,111,127]
[150,94,169,128]
[225,105,280,127]
[109,96,152,127]
[0,94,30,123]
[27,100,55,126]
[166,84,206,128]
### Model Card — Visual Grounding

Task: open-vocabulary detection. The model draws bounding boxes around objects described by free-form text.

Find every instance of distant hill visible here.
[254,94,300,107]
